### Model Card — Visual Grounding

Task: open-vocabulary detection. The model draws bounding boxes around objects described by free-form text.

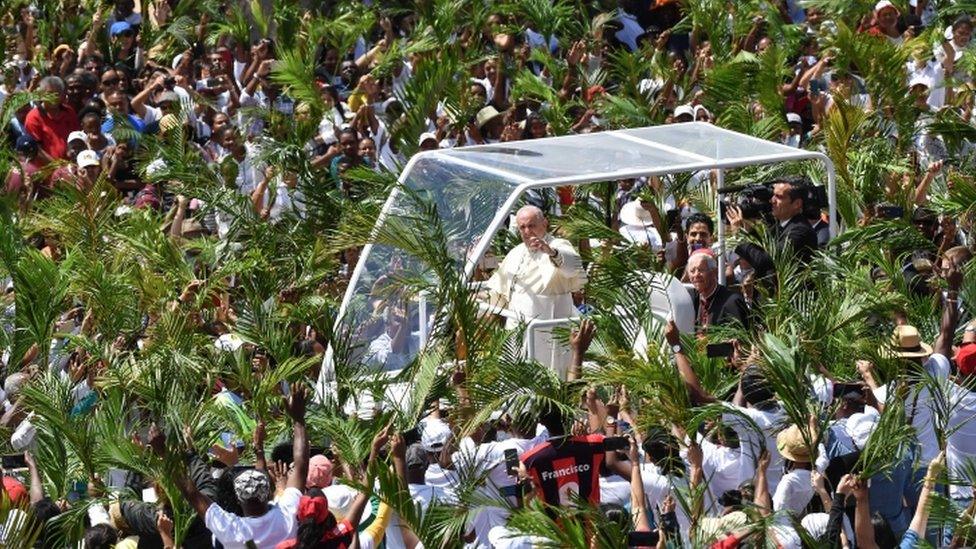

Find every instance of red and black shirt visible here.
[520,434,606,508]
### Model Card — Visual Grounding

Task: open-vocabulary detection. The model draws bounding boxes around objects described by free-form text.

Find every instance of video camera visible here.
[719,177,826,223]
[719,184,773,222]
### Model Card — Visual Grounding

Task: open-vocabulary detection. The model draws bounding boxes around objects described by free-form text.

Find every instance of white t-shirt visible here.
[699,436,744,515]
[946,380,976,499]
[408,483,456,512]
[322,483,359,518]
[904,353,951,463]
[723,404,787,494]
[204,487,301,549]
[772,469,813,516]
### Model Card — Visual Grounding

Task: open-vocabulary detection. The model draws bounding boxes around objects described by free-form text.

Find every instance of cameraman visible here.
[727,176,818,281]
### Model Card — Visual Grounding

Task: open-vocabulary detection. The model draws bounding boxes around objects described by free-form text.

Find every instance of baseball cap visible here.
[418,132,438,147]
[110,21,134,36]
[14,134,37,153]
[77,149,100,169]
[156,90,179,105]
[875,0,898,13]
[909,73,933,90]
[673,104,695,121]
[421,418,452,452]
[67,131,90,146]
[957,343,976,376]
[786,112,802,125]
[233,469,271,503]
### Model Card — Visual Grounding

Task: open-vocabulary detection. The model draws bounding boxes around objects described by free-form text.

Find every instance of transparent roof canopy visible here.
[331,123,832,374]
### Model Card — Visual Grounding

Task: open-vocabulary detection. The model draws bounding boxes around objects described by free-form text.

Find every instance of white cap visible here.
[673,104,695,120]
[67,131,89,146]
[908,73,932,90]
[214,333,245,352]
[786,112,802,124]
[875,0,898,12]
[418,132,438,147]
[420,417,452,452]
[76,149,100,169]
[874,0,901,13]
[845,407,880,449]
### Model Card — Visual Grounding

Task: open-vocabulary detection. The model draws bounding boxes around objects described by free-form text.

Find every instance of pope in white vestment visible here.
[486,205,587,378]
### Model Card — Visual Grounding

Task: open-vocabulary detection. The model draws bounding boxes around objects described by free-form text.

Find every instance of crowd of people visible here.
[0,0,975,547]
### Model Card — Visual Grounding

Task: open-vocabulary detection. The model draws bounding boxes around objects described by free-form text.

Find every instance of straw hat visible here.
[619,199,655,227]
[886,325,933,359]
[776,424,812,463]
[476,105,502,128]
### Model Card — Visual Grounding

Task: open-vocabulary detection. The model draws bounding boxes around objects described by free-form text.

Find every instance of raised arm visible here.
[284,384,309,492]
[567,318,595,381]
[148,423,213,518]
[848,476,879,549]
[345,426,390,537]
[253,420,267,471]
[666,320,716,405]
[131,75,164,119]
[914,160,942,206]
[934,259,962,358]
[628,436,653,533]
[908,452,945,541]
[753,450,772,516]
[23,451,44,504]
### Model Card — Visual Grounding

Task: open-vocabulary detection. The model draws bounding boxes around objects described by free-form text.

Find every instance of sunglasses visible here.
[118,30,135,37]
[102,78,120,86]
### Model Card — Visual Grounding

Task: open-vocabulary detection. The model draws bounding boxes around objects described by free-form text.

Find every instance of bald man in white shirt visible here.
[486,205,587,378]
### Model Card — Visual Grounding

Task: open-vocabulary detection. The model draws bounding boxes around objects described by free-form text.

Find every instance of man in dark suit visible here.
[730,176,819,281]
[686,250,750,331]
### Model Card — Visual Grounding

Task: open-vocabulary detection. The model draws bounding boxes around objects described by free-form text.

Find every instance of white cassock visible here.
[486,235,587,378]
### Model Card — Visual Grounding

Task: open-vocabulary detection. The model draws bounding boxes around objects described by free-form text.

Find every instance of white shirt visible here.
[904,353,951,463]
[260,179,306,222]
[772,469,813,515]
[408,483,456,512]
[322,483,359,518]
[723,404,787,494]
[204,486,301,549]
[699,436,744,515]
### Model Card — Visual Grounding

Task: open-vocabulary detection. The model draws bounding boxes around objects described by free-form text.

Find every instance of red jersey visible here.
[25,104,80,160]
[520,434,606,508]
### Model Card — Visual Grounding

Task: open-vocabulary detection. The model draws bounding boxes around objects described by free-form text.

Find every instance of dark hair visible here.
[718,489,742,508]
[215,125,239,142]
[642,426,681,474]
[538,404,566,437]
[271,441,295,465]
[337,127,359,142]
[600,502,629,530]
[294,517,327,549]
[871,512,897,548]
[741,365,775,407]
[213,468,244,515]
[773,175,812,203]
[294,488,337,549]
[32,498,61,549]
[685,212,714,234]
[83,524,118,549]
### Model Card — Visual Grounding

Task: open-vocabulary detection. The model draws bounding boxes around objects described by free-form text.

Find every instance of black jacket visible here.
[688,284,750,329]
[734,214,818,280]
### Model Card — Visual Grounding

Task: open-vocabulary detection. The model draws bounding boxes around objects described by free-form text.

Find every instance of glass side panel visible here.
[337,156,522,372]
